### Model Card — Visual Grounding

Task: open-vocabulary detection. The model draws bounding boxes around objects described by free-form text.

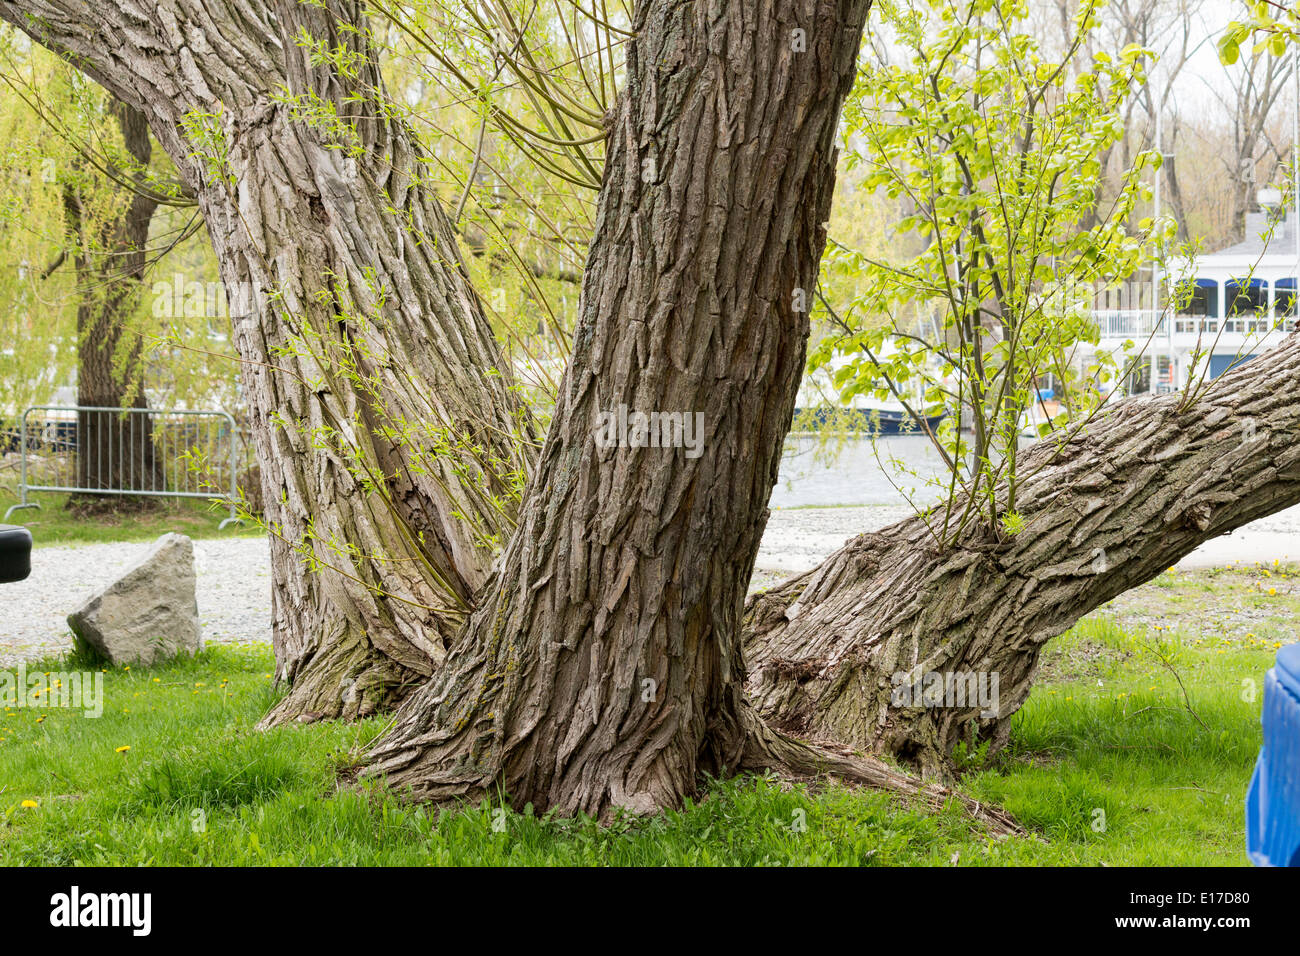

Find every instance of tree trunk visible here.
[362,0,881,818]
[215,5,540,724]
[743,335,1300,778]
[61,99,165,508]
[0,0,538,723]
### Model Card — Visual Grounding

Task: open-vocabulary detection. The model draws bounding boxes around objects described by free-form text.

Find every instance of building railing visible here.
[1095,310,1298,340]
[1093,309,1166,338]
[1172,316,1298,335]
[2,405,241,527]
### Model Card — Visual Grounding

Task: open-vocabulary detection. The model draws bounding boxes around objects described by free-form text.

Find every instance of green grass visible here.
[0,491,258,546]
[0,563,1293,865]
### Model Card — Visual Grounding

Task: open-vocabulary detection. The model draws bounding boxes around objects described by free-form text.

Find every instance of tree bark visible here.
[0,0,538,723]
[363,0,878,818]
[9,0,1238,832]
[743,334,1300,778]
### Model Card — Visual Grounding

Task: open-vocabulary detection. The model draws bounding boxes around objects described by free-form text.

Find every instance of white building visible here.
[1089,199,1298,395]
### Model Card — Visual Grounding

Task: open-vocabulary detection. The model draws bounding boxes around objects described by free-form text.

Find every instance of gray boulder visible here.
[67,533,203,665]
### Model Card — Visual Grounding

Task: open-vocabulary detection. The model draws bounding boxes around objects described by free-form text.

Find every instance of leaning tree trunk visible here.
[363,0,878,819]
[62,99,166,507]
[0,0,538,723]
[743,333,1300,779]
[205,3,540,724]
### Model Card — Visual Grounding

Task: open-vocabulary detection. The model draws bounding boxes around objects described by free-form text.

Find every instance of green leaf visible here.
[1218,32,1241,66]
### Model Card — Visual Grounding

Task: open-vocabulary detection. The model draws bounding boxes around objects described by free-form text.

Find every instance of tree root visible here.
[737,711,1025,838]
[258,627,424,729]
[357,696,1025,837]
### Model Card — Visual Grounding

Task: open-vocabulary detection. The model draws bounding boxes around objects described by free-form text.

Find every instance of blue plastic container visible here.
[1247,644,1300,866]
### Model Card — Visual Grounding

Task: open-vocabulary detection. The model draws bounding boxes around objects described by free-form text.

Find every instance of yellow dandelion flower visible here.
[115,745,130,754]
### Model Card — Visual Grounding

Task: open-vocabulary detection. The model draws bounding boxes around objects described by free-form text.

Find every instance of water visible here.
[771,435,952,508]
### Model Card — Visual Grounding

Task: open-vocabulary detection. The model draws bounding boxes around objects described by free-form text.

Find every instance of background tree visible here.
[0,34,217,507]
[813,0,1160,541]
[1206,40,1294,243]
[57,97,169,507]
[0,36,80,433]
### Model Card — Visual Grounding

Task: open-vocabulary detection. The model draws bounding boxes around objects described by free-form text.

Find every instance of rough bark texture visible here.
[744,333,1300,778]
[216,3,538,723]
[0,0,537,722]
[363,0,878,819]
[63,100,165,506]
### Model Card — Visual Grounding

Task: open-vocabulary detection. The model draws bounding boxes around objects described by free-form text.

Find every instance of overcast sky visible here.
[1165,0,1295,114]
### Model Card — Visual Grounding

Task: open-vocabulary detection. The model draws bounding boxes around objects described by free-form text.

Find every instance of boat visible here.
[793,403,946,435]
[793,348,947,435]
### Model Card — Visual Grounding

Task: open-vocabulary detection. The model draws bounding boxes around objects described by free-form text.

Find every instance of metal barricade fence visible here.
[3,406,241,528]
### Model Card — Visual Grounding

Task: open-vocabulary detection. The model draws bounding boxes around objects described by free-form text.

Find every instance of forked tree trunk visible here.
[15,0,1019,830]
[15,0,1292,827]
[743,335,1300,778]
[0,0,537,723]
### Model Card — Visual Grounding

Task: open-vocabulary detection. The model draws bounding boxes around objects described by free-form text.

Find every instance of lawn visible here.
[0,561,1293,865]
[0,490,258,547]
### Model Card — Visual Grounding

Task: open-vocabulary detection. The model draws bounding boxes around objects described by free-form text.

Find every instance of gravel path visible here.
[0,537,272,668]
[757,503,1300,573]
[5,503,1299,666]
